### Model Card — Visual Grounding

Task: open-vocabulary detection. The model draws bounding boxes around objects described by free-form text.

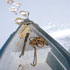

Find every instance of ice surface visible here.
[40,23,70,53]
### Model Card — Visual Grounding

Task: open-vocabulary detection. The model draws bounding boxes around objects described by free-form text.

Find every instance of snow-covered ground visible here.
[40,23,70,53]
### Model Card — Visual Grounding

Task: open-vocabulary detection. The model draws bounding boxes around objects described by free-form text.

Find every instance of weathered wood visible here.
[19,33,29,57]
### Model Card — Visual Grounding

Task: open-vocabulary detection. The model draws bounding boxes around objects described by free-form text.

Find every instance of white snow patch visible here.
[50,29,70,38]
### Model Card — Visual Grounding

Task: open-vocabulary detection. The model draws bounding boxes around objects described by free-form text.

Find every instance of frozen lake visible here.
[40,22,70,53]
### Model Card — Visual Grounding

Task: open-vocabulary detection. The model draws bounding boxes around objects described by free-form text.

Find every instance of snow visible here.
[50,29,70,38]
[40,23,70,53]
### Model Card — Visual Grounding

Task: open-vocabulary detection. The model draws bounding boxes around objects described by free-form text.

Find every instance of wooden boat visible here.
[0,19,70,70]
